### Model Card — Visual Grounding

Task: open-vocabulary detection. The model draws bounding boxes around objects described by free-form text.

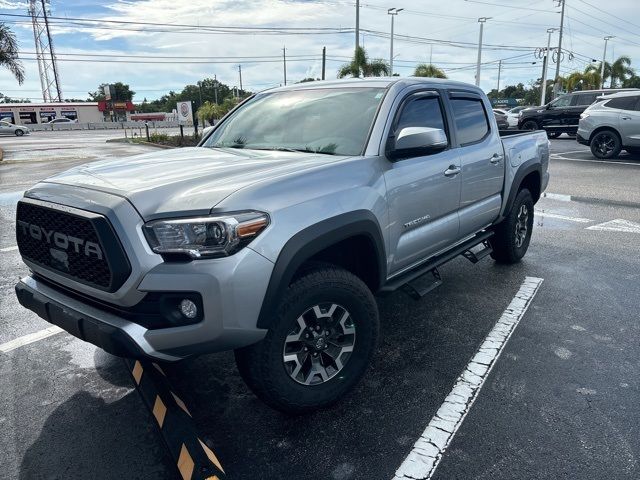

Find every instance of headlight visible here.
[580,113,589,119]
[518,112,523,118]
[143,211,269,259]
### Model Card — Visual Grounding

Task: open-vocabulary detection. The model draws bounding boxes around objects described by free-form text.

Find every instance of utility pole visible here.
[600,36,614,89]
[541,28,558,106]
[29,0,63,101]
[388,8,403,76]
[355,0,360,53]
[553,0,566,99]
[475,17,490,87]
[496,60,502,93]
[238,65,243,95]
[322,46,326,80]
[283,46,287,86]
[430,44,433,65]
[213,74,218,104]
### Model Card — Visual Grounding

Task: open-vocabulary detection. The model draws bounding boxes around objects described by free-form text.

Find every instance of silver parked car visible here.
[577,91,640,158]
[0,120,30,136]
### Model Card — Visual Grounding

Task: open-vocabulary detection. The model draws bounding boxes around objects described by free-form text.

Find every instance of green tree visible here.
[337,46,389,78]
[609,56,634,88]
[196,101,225,125]
[89,82,136,101]
[413,63,447,79]
[622,75,640,88]
[0,22,24,85]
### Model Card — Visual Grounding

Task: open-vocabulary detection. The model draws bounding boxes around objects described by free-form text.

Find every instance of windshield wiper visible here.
[247,146,335,155]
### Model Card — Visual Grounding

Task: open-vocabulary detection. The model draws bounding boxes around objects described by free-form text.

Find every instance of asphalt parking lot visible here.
[1,131,639,479]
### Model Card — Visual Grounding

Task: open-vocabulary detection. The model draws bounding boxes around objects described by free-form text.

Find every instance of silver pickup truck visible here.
[15,78,549,413]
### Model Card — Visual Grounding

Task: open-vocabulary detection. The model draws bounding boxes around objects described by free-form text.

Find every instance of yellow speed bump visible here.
[125,358,226,480]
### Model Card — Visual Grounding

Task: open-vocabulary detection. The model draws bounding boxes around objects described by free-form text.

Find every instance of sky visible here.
[1,0,639,103]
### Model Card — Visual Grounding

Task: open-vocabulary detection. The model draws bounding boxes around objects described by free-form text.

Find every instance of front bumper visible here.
[16,244,274,361]
[576,129,590,145]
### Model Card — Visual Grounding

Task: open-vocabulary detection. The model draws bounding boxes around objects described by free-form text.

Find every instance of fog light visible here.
[179,299,198,319]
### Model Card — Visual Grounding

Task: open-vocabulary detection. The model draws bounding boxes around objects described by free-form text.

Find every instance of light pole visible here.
[496,60,502,93]
[600,36,614,89]
[541,28,558,106]
[552,0,566,99]
[388,8,403,76]
[475,17,491,87]
[355,0,360,53]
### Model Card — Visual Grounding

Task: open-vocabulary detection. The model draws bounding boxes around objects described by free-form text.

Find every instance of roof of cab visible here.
[260,77,484,94]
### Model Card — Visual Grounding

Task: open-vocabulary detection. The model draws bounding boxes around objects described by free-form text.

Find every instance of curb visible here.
[124,358,226,480]
[105,138,176,149]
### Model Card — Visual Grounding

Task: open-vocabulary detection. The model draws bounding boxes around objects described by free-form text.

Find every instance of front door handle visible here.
[622,116,631,120]
[490,153,503,164]
[444,165,461,177]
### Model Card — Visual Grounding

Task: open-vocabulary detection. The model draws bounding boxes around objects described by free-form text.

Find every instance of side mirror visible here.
[388,127,448,160]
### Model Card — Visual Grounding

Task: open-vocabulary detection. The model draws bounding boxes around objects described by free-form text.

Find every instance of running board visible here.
[462,241,493,264]
[380,230,494,295]
[402,268,442,299]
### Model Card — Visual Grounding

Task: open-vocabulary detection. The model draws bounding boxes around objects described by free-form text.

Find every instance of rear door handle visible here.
[490,153,503,164]
[444,165,461,177]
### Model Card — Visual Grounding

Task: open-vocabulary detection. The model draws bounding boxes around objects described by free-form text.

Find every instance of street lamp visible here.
[540,28,559,106]
[601,36,614,89]
[475,17,491,87]
[388,8,403,76]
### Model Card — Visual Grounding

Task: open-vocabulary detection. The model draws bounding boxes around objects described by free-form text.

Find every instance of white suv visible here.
[578,91,640,159]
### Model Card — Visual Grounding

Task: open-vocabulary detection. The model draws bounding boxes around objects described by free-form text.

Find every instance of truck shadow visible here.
[17,349,174,480]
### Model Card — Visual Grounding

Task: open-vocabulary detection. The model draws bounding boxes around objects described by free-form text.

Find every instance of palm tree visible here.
[413,63,447,79]
[0,23,24,84]
[584,62,609,88]
[337,46,389,78]
[609,56,634,88]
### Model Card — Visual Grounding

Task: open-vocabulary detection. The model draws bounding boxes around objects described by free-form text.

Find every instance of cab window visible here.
[550,95,572,108]
[606,96,640,111]
[574,93,598,106]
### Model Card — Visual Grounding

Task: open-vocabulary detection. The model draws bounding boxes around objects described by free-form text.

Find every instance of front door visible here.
[543,94,573,131]
[450,93,506,237]
[0,121,12,134]
[384,91,461,276]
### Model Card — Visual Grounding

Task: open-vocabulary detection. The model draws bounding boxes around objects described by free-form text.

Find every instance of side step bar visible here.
[380,230,494,295]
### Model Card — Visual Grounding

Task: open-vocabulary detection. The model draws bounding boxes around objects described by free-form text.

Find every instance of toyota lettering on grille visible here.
[17,220,104,260]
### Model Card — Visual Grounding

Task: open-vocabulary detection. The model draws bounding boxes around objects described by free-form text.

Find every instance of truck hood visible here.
[43,147,346,218]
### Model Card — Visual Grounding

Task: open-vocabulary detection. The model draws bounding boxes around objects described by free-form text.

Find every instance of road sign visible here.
[177,101,193,124]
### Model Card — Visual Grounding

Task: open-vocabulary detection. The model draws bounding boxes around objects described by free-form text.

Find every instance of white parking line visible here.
[551,155,640,167]
[0,245,18,252]
[393,276,544,480]
[535,212,592,223]
[586,219,640,233]
[0,326,64,354]
[542,192,572,202]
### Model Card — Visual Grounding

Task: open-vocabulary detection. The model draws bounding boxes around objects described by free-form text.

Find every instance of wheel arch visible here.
[256,210,386,330]
[502,161,542,218]
[589,125,622,144]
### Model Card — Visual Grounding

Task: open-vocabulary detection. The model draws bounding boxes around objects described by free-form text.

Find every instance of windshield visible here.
[203,87,385,156]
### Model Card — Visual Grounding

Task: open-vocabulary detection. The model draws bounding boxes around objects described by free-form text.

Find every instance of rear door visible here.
[0,121,11,134]
[615,95,640,147]
[384,91,461,275]
[450,91,505,237]
[567,92,599,128]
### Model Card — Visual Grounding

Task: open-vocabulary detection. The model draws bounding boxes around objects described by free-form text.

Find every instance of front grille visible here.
[16,200,131,292]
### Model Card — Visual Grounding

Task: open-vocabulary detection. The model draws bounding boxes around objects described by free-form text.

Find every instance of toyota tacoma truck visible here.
[15,78,549,414]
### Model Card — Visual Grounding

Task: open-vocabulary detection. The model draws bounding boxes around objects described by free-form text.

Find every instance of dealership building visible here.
[0,101,136,125]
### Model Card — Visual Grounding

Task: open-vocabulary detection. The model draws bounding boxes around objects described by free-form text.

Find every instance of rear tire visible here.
[235,265,379,414]
[590,130,621,159]
[490,189,534,264]
[15,129,24,136]
[522,120,539,131]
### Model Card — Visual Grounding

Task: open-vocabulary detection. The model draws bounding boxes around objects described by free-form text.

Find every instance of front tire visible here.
[235,265,379,414]
[490,189,534,264]
[590,130,621,159]
[15,129,24,136]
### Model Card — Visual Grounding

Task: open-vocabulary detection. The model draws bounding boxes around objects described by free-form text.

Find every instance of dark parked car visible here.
[518,89,638,138]
[493,110,509,130]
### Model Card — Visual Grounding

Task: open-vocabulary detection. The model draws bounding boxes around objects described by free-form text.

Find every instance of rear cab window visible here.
[450,97,490,146]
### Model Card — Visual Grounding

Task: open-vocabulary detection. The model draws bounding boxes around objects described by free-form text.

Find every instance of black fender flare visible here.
[503,160,542,216]
[256,210,386,329]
